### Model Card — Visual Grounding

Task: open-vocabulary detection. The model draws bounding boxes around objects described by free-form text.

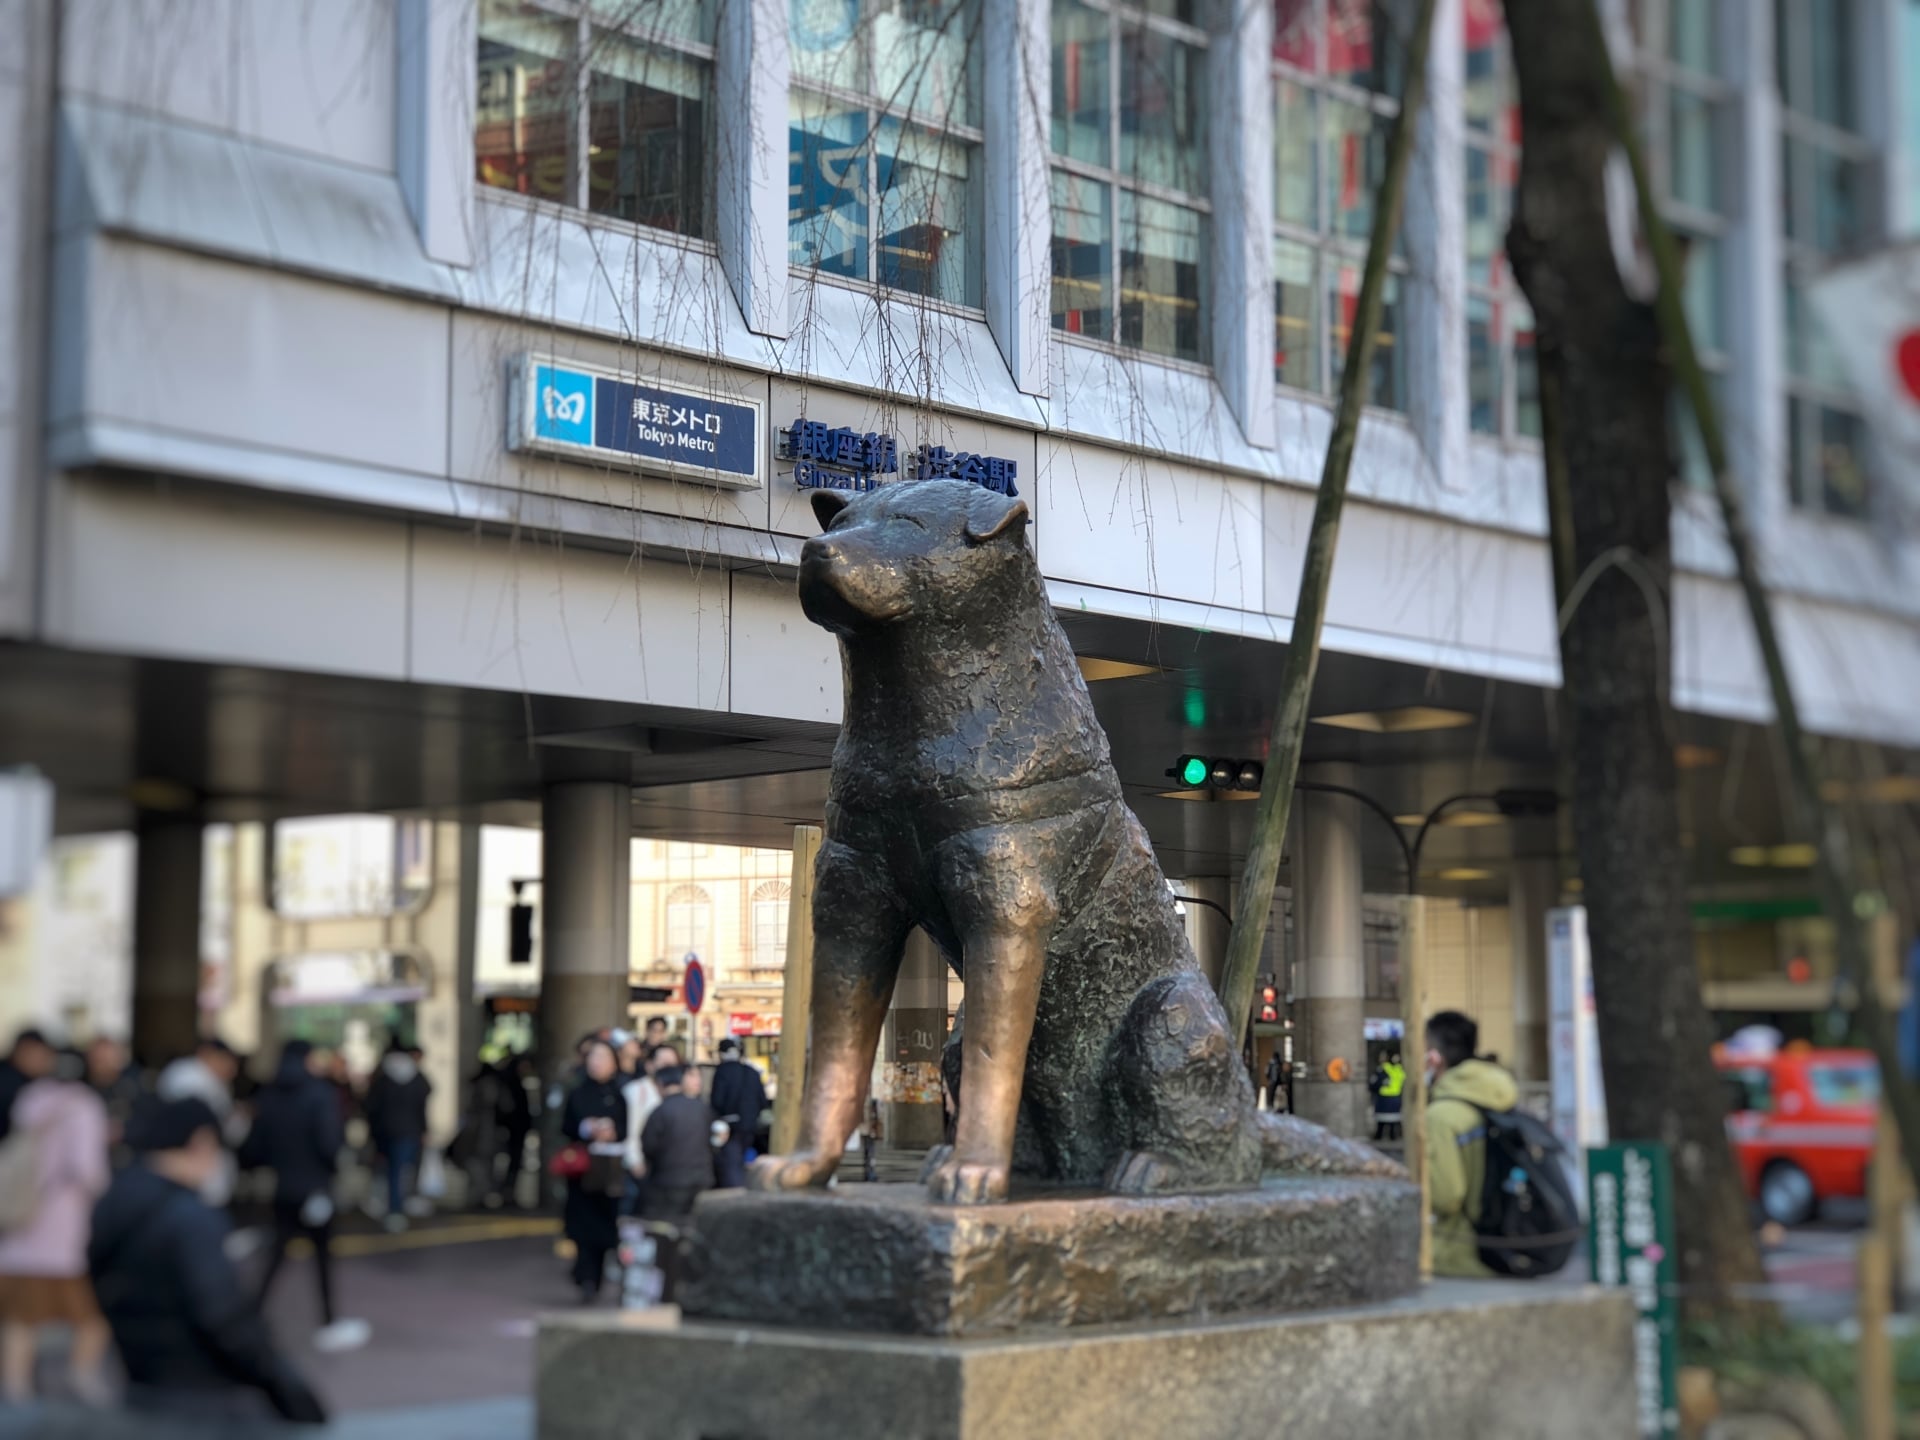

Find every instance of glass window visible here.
[1809,1061,1879,1108]
[476,8,578,206]
[1051,167,1113,339]
[790,93,871,278]
[1329,258,1403,410]
[790,0,985,306]
[1120,191,1207,359]
[664,885,713,961]
[1272,0,1406,407]
[475,0,715,239]
[1777,0,1875,517]
[1050,0,1212,363]
[1273,237,1319,392]
[1463,4,1524,437]
[751,893,790,967]
[1634,0,1733,483]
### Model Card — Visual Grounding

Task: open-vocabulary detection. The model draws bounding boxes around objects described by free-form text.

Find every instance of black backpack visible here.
[1455,1102,1583,1278]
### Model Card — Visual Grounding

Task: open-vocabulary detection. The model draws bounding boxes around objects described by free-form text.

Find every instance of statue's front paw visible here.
[924,1151,1008,1205]
[747,1149,839,1191]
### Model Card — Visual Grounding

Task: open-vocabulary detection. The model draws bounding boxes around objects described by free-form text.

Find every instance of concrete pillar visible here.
[1291,764,1369,1139]
[536,783,631,1087]
[131,816,203,1067]
[1181,876,1232,991]
[880,929,949,1150]
[1507,818,1556,1084]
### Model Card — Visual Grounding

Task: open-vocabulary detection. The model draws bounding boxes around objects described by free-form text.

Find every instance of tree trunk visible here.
[1501,0,1766,1320]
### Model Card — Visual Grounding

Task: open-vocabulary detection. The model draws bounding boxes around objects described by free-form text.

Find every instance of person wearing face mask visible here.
[89,1096,327,1426]
[561,1039,630,1303]
[240,1040,367,1352]
[1423,1010,1520,1278]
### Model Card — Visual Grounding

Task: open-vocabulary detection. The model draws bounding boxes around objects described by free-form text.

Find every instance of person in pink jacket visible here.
[0,1078,112,1403]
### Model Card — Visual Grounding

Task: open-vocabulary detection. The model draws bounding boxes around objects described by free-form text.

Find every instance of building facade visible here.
[0,0,1914,1135]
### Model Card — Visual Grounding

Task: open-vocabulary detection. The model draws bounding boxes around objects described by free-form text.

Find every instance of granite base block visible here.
[680,1176,1420,1335]
[536,1284,1637,1440]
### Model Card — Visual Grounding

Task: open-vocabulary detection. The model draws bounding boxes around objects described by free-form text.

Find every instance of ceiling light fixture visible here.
[1077,657,1162,683]
[1729,843,1818,869]
[1423,867,1494,882]
[1673,744,1724,770]
[1311,706,1475,735]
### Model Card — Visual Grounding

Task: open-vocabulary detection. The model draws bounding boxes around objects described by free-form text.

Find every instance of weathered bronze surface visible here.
[683,1176,1420,1336]
[750,479,1395,1204]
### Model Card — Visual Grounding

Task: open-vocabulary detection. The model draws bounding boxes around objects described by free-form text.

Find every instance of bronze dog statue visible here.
[750,478,1393,1204]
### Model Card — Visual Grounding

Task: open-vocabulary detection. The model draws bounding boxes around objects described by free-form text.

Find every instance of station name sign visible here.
[510,355,763,491]
[778,419,1019,498]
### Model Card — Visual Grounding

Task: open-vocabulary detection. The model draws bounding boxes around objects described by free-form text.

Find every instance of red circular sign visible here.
[1896,330,1920,405]
[683,957,706,1015]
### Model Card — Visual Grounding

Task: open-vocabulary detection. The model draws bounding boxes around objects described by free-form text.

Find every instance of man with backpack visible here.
[1425,1009,1575,1278]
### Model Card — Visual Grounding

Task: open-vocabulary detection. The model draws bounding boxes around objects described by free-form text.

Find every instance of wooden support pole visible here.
[1401,895,1431,1279]
[771,824,821,1156]
[1857,1231,1894,1440]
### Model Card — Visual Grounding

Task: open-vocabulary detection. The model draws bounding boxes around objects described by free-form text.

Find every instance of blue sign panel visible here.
[512,356,763,491]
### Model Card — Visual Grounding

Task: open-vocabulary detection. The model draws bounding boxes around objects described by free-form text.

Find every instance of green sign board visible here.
[1588,1143,1679,1439]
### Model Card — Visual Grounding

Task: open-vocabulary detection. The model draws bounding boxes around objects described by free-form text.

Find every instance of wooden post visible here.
[1870,912,1911,1295]
[771,824,821,1156]
[1401,895,1431,1279]
[1858,1232,1894,1440]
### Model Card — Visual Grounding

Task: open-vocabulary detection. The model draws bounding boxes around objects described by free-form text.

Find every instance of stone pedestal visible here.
[680,1177,1418,1336]
[536,1284,1636,1440]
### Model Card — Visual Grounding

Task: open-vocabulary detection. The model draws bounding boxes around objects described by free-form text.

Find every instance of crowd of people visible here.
[554,1020,766,1304]
[0,1023,494,1424]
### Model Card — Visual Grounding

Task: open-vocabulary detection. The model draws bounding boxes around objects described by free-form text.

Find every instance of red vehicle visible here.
[1715,1044,1880,1226]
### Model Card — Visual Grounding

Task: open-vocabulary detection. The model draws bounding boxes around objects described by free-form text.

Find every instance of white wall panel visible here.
[44,476,409,675]
[408,526,729,709]
[728,572,841,725]
[83,241,448,479]
[61,0,235,132]
[1034,439,1264,615]
[231,0,395,170]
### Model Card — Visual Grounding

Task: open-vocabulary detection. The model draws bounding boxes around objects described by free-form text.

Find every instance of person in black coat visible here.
[706,1039,766,1189]
[240,1040,356,1349]
[363,1041,433,1229]
[91,1096,327,1426]
[638,1066,718,1219]
[560,1039,629,1302]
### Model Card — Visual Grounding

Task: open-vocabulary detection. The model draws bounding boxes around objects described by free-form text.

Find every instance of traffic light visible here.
[1167,756,1264,792]
[1173,755,1211,788]
[1258,985,1280,1024]
[509,879,535,965]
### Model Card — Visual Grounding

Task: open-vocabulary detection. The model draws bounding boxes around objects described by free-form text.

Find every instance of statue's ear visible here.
[964,496,1030,546]
[810,490,852,531]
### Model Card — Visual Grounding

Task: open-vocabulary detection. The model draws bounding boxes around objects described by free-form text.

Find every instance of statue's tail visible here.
[1257,1111,1409,1180]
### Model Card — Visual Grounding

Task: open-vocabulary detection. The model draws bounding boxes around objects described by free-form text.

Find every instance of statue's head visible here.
[797,479,1031,639]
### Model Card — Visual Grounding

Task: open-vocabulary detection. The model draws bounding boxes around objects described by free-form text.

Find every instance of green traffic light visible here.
[1180,756,1209,787]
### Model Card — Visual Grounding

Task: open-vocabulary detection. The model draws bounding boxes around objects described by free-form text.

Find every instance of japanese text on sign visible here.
[779,418,1020,498]
[511,356,762,491]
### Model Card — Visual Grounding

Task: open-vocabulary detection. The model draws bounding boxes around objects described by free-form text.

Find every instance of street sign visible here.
[1588,1142,1679,1440]
[509,355,764,490]
[683,956,706,1016]
[1549,906,1608,1177]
